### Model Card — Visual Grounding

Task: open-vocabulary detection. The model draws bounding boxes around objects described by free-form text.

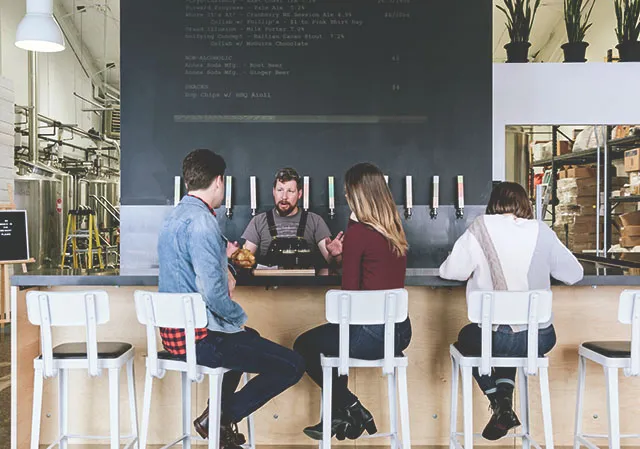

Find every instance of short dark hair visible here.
[273,167,302,190]
[182,149,226,191]
[486,182,533,219]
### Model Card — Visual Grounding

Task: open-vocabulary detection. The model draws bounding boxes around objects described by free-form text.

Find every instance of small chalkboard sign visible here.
[0,210,29,262]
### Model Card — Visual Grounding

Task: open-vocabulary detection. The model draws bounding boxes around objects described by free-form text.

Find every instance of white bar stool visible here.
[320,288,411,449]
[134,290,255,449]
[449,290,554,449]
[574,290,640,449]
[26,290,138,449]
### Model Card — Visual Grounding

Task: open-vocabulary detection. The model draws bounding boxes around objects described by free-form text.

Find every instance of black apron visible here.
[263,209,314,268]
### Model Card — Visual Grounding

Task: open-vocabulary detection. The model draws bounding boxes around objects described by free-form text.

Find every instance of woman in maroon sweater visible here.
[293,162,412,441]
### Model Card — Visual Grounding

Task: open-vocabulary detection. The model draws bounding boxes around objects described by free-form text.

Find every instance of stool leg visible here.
[449,356,459,449]
[397,365,412,449]
[59,368,68,449]
[573,355,586,449]
[182,372,192,449]
[388,369,398,449]
[539,366,554,449]
[126,359,139,449]
[109,367,121,449]
[31,367,44,449]
[461,366,473,449]
[208,373,224,449]
[321,364,332,449]
[604,367,621,449]
[518,367,530,449]
[139,369,153,449]
[243,373,256,449]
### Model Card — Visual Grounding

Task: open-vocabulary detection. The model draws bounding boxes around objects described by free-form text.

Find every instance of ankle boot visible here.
[482,391,521,441]
[194,406,246,446]
[303,408,354,441]
[343,400,378,440]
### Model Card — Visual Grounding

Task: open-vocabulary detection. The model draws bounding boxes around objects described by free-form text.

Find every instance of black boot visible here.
[193,405,246,447]
[303,408,354,441]
[343,400,378,440]
[482,391,521,441]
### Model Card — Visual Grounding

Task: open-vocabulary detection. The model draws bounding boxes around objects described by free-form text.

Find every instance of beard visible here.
[276,201,297,216]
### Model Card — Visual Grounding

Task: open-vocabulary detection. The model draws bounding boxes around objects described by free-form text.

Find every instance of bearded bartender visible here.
[240,167,343,268]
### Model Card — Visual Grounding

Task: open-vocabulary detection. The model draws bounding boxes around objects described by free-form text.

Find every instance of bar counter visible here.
[9,260,640,448]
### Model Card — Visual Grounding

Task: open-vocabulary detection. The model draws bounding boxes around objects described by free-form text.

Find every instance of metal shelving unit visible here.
[531,127,640,253]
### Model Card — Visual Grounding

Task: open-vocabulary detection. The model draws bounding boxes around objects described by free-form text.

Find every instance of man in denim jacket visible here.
[158,149,305,448]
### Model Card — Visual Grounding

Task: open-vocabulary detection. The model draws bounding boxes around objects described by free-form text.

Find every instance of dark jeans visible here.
[195,327,305,423]
[293,318,412,410]
[456,323,557,394]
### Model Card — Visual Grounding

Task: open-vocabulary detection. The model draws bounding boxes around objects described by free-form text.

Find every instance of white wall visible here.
[493,62,640,180]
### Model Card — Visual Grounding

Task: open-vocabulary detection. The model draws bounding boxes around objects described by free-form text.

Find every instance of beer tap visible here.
[225,176,233,219]
[431,175,439,219]
[405,175,413,219]
[328,176,335,220]
[456,175,464,219]
[250,176,257,217]
[303,176,310,212]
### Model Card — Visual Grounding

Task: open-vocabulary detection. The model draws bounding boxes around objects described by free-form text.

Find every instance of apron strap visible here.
[297,210,309,238]
[266,210,278,238]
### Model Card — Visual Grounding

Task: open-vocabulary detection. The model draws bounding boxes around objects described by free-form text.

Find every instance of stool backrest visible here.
[26,290,110,378]
[467,290,553,376]
[134,290,207,382]
[325,288,408,376]
[618,290,640,376]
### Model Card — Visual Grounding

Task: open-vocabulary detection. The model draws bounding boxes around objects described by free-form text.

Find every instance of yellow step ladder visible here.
[60,209,104,269]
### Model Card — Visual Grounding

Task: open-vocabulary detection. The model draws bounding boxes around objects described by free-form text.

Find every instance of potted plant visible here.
[562,0,596,62]
[614,0,640,61]
[497,0,542,62]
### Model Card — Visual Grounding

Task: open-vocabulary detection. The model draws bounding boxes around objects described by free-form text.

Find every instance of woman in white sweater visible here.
[439,182,583,441]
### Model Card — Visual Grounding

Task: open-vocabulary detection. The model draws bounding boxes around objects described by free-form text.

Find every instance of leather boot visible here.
[303,408,354,441]
[194,405,246,446]
[482,391,521,441]
[343,400,378,440]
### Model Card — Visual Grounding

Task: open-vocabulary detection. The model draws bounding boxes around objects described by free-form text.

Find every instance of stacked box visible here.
[554,176,627,251]
[0,77,15,204]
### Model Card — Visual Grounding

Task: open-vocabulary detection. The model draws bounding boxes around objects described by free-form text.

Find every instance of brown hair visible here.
[345,163,408,256]
[486,182,533,219]
[273,167,302,190]
[182,149,226,191]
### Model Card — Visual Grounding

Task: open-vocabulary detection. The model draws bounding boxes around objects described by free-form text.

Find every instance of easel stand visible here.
[0,184,35,338]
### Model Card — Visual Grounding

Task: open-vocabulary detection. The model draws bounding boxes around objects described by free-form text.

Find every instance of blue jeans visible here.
[195,327,305,423]
[293,318,412,409]
[456,323,557,394]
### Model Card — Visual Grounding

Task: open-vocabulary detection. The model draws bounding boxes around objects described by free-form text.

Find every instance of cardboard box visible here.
[622,225,640,236]
[620,235,640,248]
[620,210,640,226]
[557,140,571,155]
[566,167,597,178]
[624,149,640,172]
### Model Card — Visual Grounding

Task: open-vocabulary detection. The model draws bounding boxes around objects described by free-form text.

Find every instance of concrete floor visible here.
[0,324,11,449]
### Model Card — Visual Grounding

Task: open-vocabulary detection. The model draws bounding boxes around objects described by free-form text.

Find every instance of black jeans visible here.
[293,318,412,410]
[456,323,557,394]
[195,327,305,423]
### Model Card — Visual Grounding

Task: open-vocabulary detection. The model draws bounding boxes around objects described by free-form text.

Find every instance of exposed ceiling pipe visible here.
[74,91,105,109]
[28,52,39,163]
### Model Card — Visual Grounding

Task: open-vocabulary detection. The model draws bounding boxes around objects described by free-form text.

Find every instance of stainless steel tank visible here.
[14,174,65,269]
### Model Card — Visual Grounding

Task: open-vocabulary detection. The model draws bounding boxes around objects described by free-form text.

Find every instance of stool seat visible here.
[453,341,534,357]
[44,342,133,359]
[582,341,631,358]
[157,350,184,361]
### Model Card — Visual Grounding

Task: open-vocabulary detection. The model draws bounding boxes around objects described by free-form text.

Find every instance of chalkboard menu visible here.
[121,0,492,207]
[0,211,29,262]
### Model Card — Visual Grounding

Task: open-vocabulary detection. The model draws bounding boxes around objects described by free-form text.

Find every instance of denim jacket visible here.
[158,195,247,333]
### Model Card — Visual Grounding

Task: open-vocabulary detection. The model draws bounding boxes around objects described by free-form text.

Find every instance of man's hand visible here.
[226,240,240,258]
[227,268,236,297]
[325,232,344,257]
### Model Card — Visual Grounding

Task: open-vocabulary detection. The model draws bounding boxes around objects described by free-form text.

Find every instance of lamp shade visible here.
[15,0,65,53]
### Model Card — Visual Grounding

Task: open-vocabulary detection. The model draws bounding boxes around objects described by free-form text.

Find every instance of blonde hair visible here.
[345,163,408,256]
